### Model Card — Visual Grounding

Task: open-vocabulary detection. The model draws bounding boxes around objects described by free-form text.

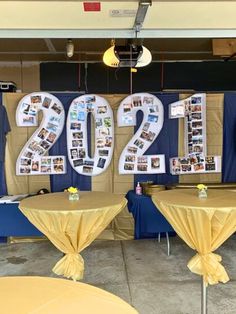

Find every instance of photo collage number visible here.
[169,93,221,175]
[67,95,114,176]
[117,93,166,174]
[16,92,66,175]
[15,92,222,176]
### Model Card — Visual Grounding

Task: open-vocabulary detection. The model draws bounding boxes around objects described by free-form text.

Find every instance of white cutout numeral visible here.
[117,93,165,174]
[16,92,66,175]
[67,94,114,176]
[169,93,221,174]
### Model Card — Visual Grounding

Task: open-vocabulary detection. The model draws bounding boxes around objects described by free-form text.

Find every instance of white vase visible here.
[198,189,207,199]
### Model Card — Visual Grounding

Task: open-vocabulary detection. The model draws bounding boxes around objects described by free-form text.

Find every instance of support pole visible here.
[201,277,207,314]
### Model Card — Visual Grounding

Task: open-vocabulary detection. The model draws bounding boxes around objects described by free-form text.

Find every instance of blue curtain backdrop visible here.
[0,93,9,195]
[222,93,236,182]
[134,93,179,187]
[50,93,91,192]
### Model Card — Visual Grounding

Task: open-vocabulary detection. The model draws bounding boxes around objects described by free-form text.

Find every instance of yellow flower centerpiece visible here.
[67,186,79,201]
[197,184,207,198]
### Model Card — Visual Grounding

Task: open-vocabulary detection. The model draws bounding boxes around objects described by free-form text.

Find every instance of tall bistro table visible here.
[0,276,138,314]
[19,192,127,281]
[152,189,236,314]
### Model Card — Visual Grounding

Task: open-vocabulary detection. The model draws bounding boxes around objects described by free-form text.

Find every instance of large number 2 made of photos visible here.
[15,92,221,176]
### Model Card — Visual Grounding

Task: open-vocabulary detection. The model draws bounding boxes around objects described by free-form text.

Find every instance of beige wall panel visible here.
[196,173,221,183]
[22,63,40,92]
[115,133,134,156]
[207,136,223,147]
[27,180,51,194]
[113,159,133,183]
[100,94,126,111]
[0,62,40,92]
[0,64,22,90]
[179,93,223,184]
[206,121,222,135]
[92,164,113,193]
[207,146,223,156]
[114,182,133,194]
[178,118,185,157]
[92,94,134,239]
[92,94,129,193]
[4,93,50,195]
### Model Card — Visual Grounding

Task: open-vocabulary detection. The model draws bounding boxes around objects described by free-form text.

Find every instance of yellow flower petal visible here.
[197,184,207,190]
[68,187,78,193]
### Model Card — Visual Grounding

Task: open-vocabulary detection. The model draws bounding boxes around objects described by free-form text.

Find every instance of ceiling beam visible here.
[44,39,57,52]
[1,28,236,38]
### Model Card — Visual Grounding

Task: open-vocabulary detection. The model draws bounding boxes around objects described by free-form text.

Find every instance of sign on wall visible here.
[169,93,221,174]
[16,92,66,175]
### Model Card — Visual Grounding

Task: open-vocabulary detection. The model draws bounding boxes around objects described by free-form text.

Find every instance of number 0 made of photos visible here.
[14,92,221,176]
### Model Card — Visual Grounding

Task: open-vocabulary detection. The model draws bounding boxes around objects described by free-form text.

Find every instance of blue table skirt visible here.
[126,190,175,239]
[0,203,42,243]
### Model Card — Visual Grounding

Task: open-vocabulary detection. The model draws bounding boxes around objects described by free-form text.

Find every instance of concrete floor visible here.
[0,235,236,314]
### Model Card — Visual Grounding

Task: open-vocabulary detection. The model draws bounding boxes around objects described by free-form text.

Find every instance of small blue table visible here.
[0,202,42,242]
[126,190,174,240]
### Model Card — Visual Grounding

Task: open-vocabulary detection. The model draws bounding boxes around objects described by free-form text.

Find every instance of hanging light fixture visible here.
[66,39,74,58]
[103,1,152,68]
[103,42,152,68]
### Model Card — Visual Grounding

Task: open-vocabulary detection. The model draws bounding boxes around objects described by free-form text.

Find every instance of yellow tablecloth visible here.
[152,189,236,285]
[0,276,138,314]
[19,192,127,281]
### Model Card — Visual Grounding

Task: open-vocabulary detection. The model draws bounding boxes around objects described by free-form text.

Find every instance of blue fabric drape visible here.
[222,93,236,182]
[0,93,10,195]
[50,93,91,192]
[0,161,7,196]
[134,93,179,187]
[126,190,174,239]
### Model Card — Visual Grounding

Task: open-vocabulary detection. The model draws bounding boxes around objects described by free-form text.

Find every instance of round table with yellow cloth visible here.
[152,189,236,314]
[0,276,138,314]
[19,191,127,281]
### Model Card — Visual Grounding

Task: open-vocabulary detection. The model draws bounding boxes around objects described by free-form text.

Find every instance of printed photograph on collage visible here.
[97,106,107,114]
[127,146,137,154]
[132,96,142,107]
[51,103,62,115]
[83,166,93,174]
[124,163,134,171]
[31,95,42,104]
[123,103,132,113]
[125,155,136,162]
[151,157,160,169]
[42,97,52,108]
[73,159,84,167]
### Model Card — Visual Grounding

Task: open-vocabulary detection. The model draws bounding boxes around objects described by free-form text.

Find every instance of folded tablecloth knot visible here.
[187,252,229,285]
[52,252,85,281]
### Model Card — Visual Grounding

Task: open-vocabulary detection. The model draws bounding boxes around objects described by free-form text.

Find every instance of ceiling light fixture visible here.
[66,39,74,58]
[103,0,152,68]
[103,43,152,68]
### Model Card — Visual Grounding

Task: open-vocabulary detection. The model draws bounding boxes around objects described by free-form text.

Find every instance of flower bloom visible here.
[68,186,78,194]
[197,184,207,190]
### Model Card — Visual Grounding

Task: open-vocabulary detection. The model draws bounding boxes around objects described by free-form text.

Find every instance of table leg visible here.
[201,277,207,314]
[166,232,170,256]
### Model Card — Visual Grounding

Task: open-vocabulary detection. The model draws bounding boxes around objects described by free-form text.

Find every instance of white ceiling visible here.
[0,1,235,62]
